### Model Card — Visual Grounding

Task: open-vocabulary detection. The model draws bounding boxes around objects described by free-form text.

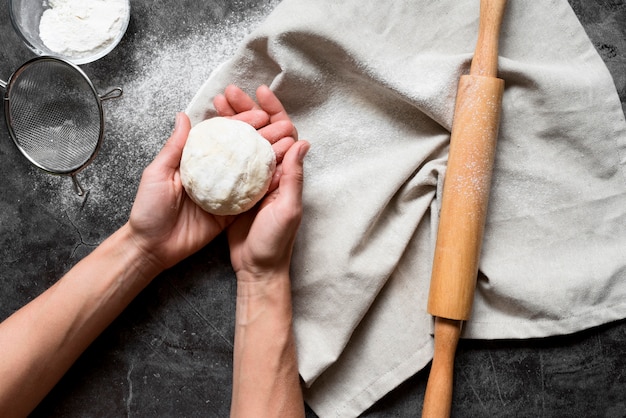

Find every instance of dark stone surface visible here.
[0,1,624,417]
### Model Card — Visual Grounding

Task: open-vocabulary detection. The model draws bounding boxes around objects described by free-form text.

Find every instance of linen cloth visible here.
[186,0,626,416]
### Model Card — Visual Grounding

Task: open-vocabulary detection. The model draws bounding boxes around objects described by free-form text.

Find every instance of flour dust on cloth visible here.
[187,0,626,416]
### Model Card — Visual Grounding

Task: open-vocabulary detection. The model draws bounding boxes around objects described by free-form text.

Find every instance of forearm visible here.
[231,273,304,418]
[0,223,162,417]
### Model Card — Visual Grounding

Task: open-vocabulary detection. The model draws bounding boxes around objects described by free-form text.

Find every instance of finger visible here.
[271,136,297,164]
[258,120,297,144]
[266,137,303,194]
[213,94,236,116]
[151,112,192,172]
[276,140,310,209]
[267,163,282,193]
[256,85,288,119]
[256,85,299,140]
[228,109,270,130]
[224,84,260,113]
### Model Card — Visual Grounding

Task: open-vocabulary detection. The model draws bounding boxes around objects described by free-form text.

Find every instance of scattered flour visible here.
[38,1,280,224]
[39,0,129,58]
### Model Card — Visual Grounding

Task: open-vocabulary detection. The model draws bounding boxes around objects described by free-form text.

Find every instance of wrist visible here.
[235,271,294,324]
[231,270,302,417]
[235,267,291,283]
[116,223,166,282]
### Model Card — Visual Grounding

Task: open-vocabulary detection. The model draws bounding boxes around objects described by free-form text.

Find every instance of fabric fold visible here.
[187,0,626,415]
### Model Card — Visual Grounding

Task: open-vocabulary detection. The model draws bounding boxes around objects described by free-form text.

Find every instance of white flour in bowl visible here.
[39,0,129,58]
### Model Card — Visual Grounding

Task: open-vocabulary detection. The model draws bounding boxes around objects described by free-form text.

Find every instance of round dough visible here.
[180,117,276,215]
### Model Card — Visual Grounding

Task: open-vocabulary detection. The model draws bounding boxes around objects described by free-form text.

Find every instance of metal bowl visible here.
[9,0,131,65]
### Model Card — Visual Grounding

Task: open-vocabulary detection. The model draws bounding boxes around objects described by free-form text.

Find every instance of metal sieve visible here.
[1,56,122,196]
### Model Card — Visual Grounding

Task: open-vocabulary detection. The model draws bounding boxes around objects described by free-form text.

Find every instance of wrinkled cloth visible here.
[186,0,626,416]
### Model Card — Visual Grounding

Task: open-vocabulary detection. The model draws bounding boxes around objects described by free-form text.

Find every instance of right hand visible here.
[227,139,310,280]
[215,85,310,279]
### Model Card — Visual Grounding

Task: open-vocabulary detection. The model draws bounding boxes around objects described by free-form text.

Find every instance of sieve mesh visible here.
[6,59,103,174]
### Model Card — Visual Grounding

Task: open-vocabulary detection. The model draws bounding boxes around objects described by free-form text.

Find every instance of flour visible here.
[35,0,281,222]
[39,0,129,58]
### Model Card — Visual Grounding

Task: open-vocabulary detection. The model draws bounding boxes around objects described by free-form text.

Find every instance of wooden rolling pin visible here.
[422,0,507,416]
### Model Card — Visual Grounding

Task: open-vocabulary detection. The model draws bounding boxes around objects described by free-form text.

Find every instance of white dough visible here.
[180,117,276,215]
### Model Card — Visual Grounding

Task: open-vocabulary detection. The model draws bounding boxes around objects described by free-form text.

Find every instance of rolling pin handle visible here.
[422,318,462,418]
[470,0,507,78]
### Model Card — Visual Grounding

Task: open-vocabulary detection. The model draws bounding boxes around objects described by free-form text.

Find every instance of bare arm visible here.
[0,84,303,417]
[0,97,298,416]
[232,272,303,418]
[229,141,308,418]
[0,114,208,416]
[219,85,308,418]
[0,224,160,417]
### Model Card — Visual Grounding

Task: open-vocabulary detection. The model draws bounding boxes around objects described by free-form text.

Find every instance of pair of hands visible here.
[128,85,310,278]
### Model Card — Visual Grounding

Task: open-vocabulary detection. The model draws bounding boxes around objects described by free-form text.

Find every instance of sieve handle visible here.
[100,87,123,101]
[72,175,86,196]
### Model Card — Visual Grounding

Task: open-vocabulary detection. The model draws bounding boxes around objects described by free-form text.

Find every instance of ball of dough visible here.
[180,117,276,215]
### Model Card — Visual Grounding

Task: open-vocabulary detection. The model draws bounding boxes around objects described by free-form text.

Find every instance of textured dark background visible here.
[0,1,624,417]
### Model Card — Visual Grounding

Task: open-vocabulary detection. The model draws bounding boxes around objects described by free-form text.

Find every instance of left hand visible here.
[127,112,234,271]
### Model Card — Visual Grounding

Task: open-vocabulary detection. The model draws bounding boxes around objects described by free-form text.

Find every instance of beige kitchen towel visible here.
[186,0,626,416]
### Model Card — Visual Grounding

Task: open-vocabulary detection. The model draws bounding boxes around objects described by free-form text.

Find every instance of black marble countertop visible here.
[1,1,625,416]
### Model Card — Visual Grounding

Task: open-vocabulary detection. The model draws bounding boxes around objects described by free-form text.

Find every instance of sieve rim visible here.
[2,56,106,176]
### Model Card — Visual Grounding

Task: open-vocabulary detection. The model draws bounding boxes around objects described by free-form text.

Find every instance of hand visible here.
[217,85,307,416]
[127,113,235,271]
[128,85,301,272]
[216,85,310,279]
[227,139,309,279]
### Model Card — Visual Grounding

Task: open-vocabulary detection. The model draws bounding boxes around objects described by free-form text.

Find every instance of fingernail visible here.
[174,112,182,132]
[298,142,310,162]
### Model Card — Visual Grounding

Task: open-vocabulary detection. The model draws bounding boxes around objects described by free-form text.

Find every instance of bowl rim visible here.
[9,0,131,65]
